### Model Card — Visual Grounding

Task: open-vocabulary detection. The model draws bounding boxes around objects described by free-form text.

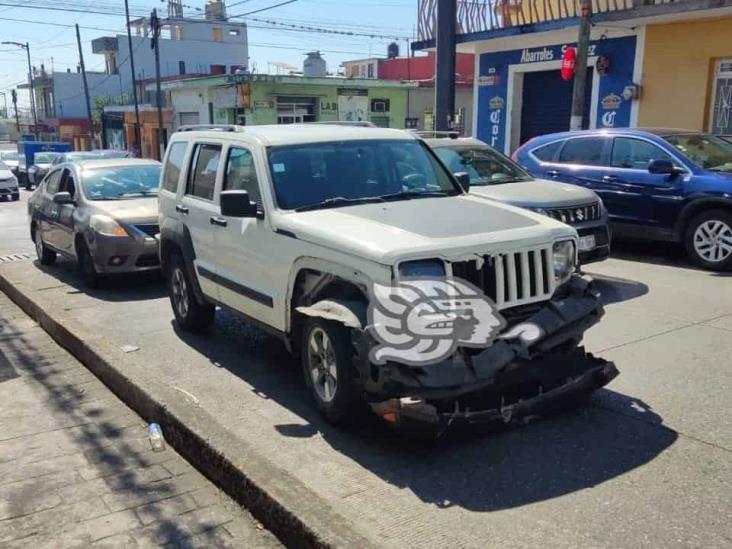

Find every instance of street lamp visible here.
[1,41,38,134]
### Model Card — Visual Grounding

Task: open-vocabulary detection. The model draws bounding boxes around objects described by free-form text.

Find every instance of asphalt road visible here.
[1,190,731,548]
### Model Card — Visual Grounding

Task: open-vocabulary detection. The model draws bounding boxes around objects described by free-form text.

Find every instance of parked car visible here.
[51,149,130,166]
[0,150,21,178]
[423,135,610,264]
[28,158,162,286]
[514,128,732,270]
[0,160,19,201]
[27,152,61,188]
[157,124,616,429]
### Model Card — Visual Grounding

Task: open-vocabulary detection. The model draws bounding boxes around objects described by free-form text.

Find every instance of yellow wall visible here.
[638,17,732,130]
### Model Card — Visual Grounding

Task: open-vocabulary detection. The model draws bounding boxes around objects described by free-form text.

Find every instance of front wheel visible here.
[301,317,364,425]
[685,210,732,271]
[76,239,101,288]
[167,254,215,333]
[34,229,56,266]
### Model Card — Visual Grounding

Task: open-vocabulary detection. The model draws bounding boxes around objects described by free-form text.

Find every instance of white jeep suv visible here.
[158,124,616,429]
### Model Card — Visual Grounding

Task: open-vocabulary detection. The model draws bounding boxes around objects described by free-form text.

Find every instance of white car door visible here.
[179,142,224,302]
[212,143,287,330]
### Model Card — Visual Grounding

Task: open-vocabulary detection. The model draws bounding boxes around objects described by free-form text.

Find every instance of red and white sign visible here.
[561,47,577,81]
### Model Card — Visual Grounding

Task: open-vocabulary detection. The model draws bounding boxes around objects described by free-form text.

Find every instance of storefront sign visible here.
[602,111,617,127]
[601,93,622,110]
[212,86,238,109]
[520,47,555,63]
[489,96,504,110]
[478,75,501,87]
[337,88,368,97]
[320,101,337,111]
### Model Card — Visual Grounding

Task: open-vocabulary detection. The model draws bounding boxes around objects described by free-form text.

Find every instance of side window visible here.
[611,137,673,170]
[531,140,563,162]
[223,147,261,203]
[59,169,77,199]
[45,170,62,195]
[186,143,221,201]
[162,141,188,193]
[557,137,606,166]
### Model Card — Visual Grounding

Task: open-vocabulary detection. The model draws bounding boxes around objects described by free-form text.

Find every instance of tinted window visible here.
[558,138,606,166]
[531,140,563,161]
[45,170,62,194]
[162,141,188,193]
[59,169,77,199]
[268,139,457,210]
[433,146,530,185]
[224,147,260,202]
[187,144,221,201]
[611,138,673,169]
[81,165,161,200]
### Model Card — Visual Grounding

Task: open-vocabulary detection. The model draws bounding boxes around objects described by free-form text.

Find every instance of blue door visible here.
[600,137,684,230]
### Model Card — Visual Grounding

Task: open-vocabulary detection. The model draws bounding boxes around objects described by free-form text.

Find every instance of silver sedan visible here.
[28,158,162,286]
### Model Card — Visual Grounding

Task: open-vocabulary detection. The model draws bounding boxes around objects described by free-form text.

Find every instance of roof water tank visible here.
[303,51,327,78]
[387,42,400,59]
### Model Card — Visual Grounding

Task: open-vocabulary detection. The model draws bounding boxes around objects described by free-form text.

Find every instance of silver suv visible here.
[158,124,616,429]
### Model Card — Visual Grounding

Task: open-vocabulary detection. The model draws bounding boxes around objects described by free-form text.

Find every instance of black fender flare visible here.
[159,219,208,305]
[675,196,732,239]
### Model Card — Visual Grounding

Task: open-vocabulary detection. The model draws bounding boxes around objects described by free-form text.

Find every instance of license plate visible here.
[579,235,596,252]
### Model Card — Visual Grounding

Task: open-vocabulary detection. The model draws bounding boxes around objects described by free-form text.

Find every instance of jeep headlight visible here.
[398,259,446,279]
[90,214,129,237]
[552,240,576,282]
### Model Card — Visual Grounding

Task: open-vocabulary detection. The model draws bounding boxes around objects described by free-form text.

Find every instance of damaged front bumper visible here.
[352,275,615,424]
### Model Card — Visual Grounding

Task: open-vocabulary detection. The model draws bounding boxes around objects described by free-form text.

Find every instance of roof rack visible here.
[410,130,462,139]
[306,121,377,127]
[177,124,245,132]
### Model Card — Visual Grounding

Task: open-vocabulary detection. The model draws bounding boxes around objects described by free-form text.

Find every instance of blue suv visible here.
[514,128,732,271]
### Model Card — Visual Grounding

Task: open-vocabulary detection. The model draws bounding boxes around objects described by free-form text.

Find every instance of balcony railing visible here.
[417,0,681,42]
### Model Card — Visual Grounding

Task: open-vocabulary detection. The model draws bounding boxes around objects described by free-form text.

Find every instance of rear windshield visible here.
[432,146,531,185]
[34,153,59,164]
[267,139,458,210]
[81,164,161,200]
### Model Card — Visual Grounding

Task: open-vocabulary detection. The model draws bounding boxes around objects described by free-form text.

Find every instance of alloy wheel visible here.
[693,220,732,263]
[171,267,189,319]
[307,327,338,403]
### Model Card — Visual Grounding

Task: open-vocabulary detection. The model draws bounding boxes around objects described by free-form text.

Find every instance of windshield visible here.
[432,146,531,185]
[664,134,732,172]
[81,164,161,200]
[1,151,18,161]
[267,139,459,211]
[34,153,58,164]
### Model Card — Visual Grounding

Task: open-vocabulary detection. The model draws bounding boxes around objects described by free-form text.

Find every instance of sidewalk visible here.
[0,292,281,548]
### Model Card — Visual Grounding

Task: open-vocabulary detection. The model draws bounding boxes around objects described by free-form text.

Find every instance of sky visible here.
[0,0,417,109]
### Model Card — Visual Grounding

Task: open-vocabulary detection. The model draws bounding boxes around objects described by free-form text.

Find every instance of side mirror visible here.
[52,191,74,205]
[454,172,471,192]
[220,190,260,218]
[648,159,679,176]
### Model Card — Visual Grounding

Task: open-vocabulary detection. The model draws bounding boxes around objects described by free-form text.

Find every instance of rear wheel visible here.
[301,317,363,425]
[33,228,56,266]
[167,253,215,333]
[685,210,732,271]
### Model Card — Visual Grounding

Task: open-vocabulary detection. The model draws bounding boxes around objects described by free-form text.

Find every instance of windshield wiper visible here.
[378,190,454,201]
[294,196,385,212]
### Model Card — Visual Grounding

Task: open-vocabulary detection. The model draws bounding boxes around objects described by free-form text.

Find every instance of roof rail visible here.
[306,121,377,128]
[410,130,462,139]
[177,124,244,132]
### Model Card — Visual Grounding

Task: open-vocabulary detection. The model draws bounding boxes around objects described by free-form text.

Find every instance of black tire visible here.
[300,317,364,425]
[684,209,732,271]
[12,193,19,201]
[167,253,215,333]
[33,228,56,266]
[76,239,101,288]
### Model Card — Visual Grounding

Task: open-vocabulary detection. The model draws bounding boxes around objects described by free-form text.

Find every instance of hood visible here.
[275,194,574,264]
[0,169,15,180]
[470,178,598,208]
[88,197,158,223]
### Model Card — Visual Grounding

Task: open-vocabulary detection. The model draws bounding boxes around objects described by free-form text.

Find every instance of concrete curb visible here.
[0,271,376,549]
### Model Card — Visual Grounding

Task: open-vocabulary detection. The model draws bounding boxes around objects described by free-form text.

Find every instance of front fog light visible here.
[398,259,446,278]
[552,240,576,282]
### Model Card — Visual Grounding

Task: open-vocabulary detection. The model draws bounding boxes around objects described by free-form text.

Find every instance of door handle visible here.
[546,170,561,178]
[176,205,189,214]
[209,216,228,227]
[602,175,619,183]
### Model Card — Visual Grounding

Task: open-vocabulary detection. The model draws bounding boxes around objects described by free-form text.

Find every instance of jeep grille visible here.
[544,202,601,225]
[451,246,556,309]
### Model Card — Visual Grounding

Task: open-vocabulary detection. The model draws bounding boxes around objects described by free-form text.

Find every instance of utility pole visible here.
[11,89,19,131]
[124,0,142,156]
[0,92,6,119]
[76,24,95,148]
[570,0,592,131]
[435,0,456,131]
[3,42,38,135]
[150,9,167,160]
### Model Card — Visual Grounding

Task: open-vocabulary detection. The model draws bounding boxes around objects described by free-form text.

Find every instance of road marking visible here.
[0,253,32,263]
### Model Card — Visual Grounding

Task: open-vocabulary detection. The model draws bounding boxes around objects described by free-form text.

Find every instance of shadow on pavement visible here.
[608,238,731,276]
[174,312,677,513]
[32,257,166,302]
[588,273,649,305]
